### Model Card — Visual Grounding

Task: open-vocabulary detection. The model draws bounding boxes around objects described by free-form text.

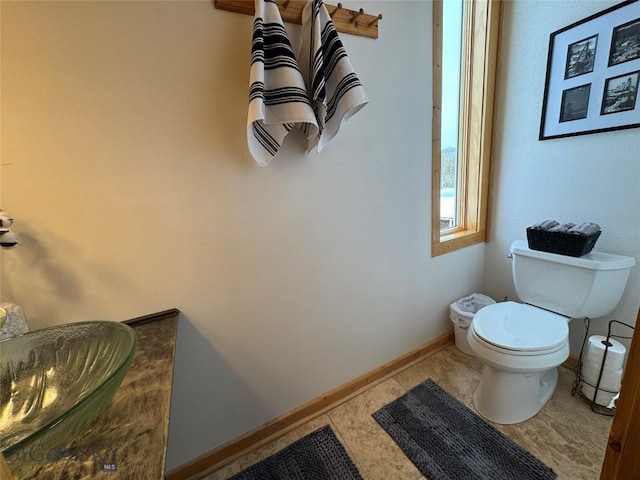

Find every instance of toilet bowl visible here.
[467,301,569,424]
[467,239,635,425]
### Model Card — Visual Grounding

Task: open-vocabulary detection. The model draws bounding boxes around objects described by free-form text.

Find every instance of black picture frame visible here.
[539,0,640,140]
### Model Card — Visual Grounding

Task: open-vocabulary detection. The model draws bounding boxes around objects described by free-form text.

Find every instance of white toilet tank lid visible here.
[510,239,635,270]
[472,302,568,352]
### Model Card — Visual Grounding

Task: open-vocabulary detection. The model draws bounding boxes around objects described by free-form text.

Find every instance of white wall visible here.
[0,0,487,469]
[484,0,640,354]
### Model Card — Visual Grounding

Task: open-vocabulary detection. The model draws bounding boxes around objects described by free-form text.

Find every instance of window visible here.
[431,0,501,256]
[439,0,463,231]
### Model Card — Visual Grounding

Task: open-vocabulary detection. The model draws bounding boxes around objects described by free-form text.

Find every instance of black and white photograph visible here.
[608,17,640,66]
[601,70,640,115]
[565,35,598,79]
[540,0,640,139]
[560,84,591,122]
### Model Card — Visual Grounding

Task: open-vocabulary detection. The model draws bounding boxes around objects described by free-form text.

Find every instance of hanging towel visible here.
[299,0,369,153]
[247,0,318,166]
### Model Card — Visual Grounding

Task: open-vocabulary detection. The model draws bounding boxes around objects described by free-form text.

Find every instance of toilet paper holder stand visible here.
[571,319,634,416]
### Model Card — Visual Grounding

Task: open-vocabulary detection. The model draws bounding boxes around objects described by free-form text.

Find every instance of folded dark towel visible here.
[568,222,601,236]
[530,220,559,231]
[549,223,575,233]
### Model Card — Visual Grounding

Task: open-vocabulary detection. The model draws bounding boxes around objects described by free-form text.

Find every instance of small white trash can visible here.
[450,293,496,355]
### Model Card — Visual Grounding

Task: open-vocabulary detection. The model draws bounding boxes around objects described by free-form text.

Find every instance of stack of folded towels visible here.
[529,220,601,236]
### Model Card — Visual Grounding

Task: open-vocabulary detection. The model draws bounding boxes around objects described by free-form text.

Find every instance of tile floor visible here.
[203,344,613,480]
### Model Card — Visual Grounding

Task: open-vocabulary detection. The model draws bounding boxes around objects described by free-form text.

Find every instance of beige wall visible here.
[1,0,487,469]
[484,0,640,353]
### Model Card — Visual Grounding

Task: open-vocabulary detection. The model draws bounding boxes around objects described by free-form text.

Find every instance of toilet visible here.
[468,239,635,424]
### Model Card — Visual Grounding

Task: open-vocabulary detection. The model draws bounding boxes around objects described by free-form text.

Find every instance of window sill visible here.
[431,229,486,257]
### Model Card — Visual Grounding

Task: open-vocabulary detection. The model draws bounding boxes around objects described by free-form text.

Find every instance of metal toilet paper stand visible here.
[571,319,634,416]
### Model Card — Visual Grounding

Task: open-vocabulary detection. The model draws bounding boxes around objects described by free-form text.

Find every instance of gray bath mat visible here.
[373,379,557,480]
[228,425,362,480]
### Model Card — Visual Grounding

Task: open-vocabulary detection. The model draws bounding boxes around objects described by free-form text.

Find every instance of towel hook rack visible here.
[213,0,382,39]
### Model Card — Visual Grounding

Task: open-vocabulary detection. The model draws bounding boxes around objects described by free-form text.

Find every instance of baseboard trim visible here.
[165,330,455,480]
[563,355,579,372]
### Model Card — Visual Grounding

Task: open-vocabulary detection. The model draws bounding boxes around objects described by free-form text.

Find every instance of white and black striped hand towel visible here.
[247,0,318,166]
[299,0,369,153]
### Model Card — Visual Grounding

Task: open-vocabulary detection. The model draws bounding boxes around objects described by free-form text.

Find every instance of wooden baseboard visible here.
[165,330,455,480]
[562,355,579,372]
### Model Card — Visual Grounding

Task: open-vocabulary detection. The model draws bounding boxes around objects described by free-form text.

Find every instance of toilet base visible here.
[473,366,558,424]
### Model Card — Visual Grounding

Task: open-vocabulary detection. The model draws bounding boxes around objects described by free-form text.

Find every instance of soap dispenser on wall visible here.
[0,208,19,248]
[0,208,29,340]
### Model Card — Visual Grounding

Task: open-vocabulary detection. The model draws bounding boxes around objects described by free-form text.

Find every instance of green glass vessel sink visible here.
[0,322,137,478]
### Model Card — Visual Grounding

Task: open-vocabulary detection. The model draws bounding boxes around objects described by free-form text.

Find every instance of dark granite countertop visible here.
[22,309,179,480]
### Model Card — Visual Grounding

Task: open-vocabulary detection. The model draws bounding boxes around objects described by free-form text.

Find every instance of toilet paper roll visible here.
[582,383,617,407]
[581,368,623,392]
[583,335,626,372]
[582,368,623,387]
[580,335,626,407]
[583,370,622,392]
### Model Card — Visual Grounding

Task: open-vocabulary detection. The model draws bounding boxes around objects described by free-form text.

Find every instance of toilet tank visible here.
[509,240,635,318]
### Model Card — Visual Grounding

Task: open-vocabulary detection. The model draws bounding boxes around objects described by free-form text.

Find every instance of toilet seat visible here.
[471,302,568,354]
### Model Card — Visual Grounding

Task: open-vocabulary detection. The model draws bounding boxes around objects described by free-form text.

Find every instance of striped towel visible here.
[247,0,318,166]
[299,0,369,153]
